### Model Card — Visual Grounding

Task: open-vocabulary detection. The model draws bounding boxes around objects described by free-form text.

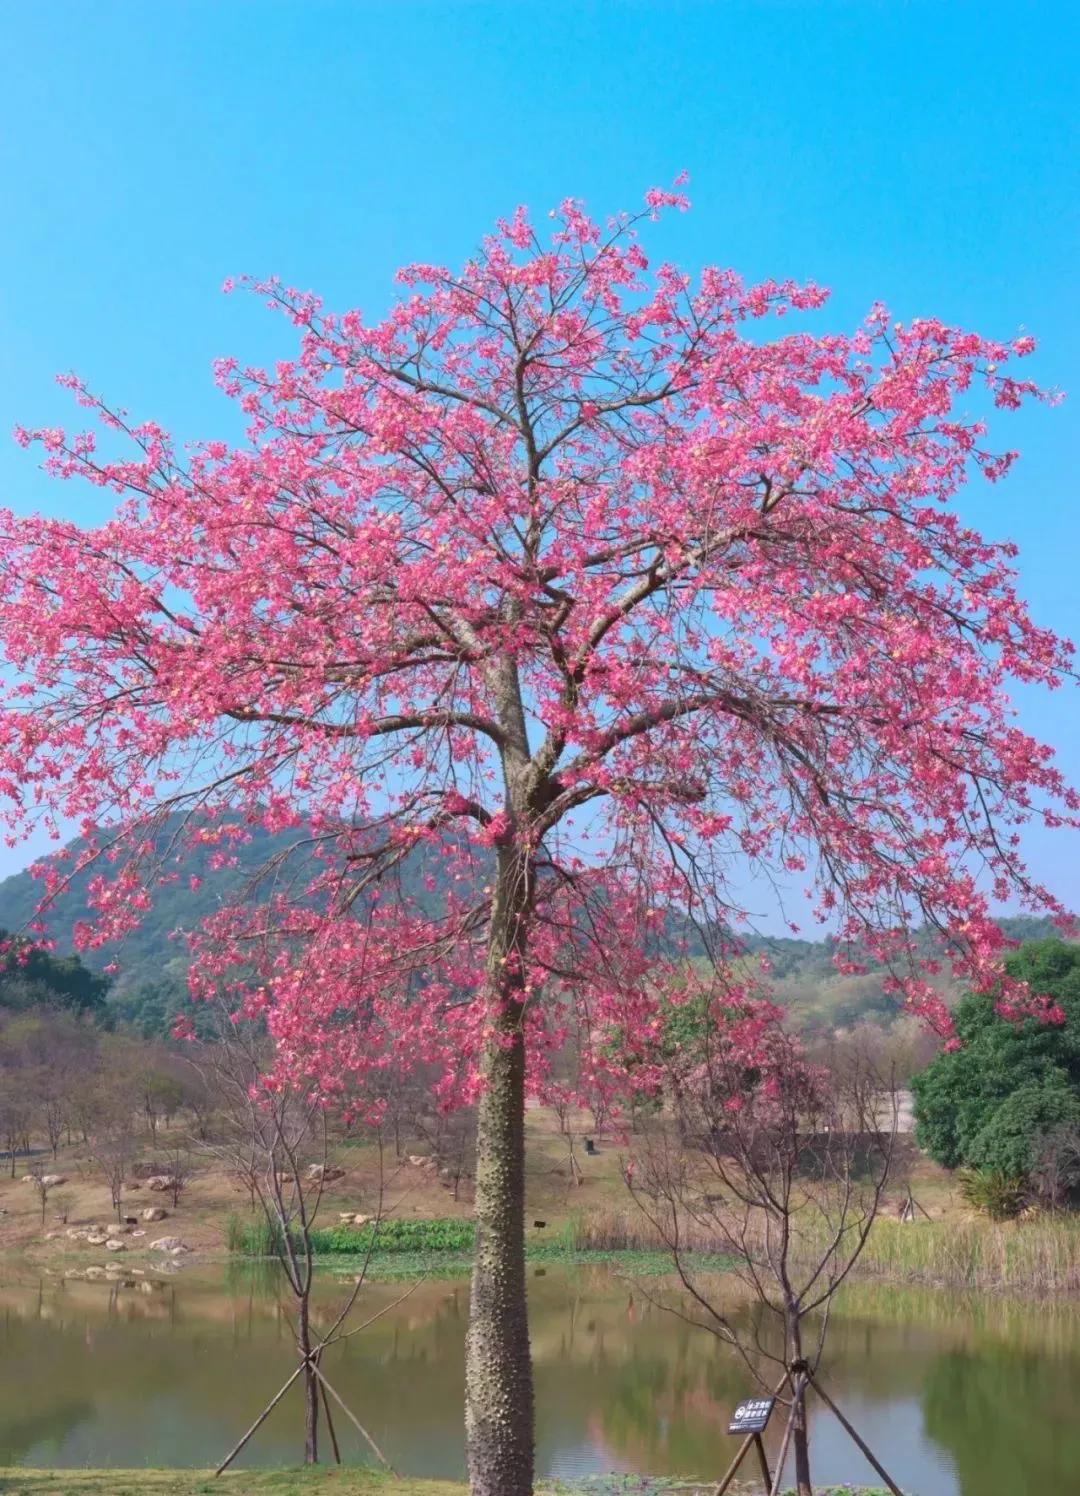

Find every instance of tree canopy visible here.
[0,930,109,1019]
[913,939,1080,1176]
[1,185,1074,1494]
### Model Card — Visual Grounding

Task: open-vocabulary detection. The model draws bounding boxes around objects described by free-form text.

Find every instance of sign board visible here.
[728,1396,775,1435]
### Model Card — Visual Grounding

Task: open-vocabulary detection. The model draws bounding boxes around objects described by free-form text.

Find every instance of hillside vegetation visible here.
[0,818,1057,1036]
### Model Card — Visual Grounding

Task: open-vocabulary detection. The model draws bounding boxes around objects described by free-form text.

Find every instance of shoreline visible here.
[0,1471,897,1496]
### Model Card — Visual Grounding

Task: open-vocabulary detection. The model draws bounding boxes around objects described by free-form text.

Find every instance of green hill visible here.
[0,823,1058,1036]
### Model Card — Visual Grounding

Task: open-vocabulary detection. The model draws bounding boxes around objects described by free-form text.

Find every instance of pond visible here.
[1,1261,1077,1494]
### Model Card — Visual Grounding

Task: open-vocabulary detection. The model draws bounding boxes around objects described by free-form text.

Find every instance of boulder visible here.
[305,1163,344,1183]
[146,1175,177,1193]
[105,1239,126,1252]
[86,1232,109,1246]
[142,1207,168,1222]
[41,1174,66,1187]
[149,1236,189,1253]
[84,1265,107,1279]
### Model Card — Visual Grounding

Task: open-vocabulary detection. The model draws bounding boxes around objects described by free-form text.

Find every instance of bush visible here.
[227,1214,475,1257]
[913,940,1080,1179]
[958,1167,1029,1221]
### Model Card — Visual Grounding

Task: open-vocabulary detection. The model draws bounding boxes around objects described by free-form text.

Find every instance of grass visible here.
[225,1211,735,1280]
[0,1476,898,1496]
[0,1473,458,1496]
[847,1213,1080,1293]
[225,1217,476,1257]
[225,1200,1080,1295]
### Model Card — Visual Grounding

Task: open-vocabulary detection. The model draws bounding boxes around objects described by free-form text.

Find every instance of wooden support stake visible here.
[807,1371,904,1496]
[214,1361,306,1476]
[767,1374,803,1496]
[714,1428,757,1495]
[310,1360,398,1476]
[315,1349,342,1465]
[753,1432,773,1489]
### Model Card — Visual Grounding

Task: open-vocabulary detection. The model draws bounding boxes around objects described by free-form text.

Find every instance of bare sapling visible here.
[625,990,900,1496]
[188,1000,412,1472]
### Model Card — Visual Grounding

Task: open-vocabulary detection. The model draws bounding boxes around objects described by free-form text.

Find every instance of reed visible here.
[850,1215,1080,1293]
[228,1204,1080,1293]
[561,1207,726,1254]
[578,1201,1080,1295]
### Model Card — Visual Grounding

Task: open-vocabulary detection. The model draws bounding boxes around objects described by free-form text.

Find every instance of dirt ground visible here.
[0,1103,959,1269]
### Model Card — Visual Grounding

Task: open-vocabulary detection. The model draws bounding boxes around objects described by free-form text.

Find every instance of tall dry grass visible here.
[852,1214,1080,1294]
[583,1202,1080,1293]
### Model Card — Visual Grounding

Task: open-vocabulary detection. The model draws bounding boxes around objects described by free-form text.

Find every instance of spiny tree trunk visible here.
[464,841,534,1496]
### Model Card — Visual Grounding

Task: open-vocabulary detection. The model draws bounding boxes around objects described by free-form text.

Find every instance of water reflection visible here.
[1,1264,1077,1495]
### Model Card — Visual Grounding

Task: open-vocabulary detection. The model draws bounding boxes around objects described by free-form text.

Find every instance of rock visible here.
[142,1207,168,1222]
[105,1239,126,1252]
[21,1175,35,1184]
[86,1232,109,1246]
[131,1229,146,1238]
[149,1236,189,1253]
[44,1230,61,1240]
[41,1174,66,1187]
[146,1175,177,1192]
[84,1265,107,1279]
[305,1163,344,1183]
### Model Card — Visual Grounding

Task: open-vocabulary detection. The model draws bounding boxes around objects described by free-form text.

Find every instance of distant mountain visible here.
[0,820,307,994]
[0,821,1059,1035]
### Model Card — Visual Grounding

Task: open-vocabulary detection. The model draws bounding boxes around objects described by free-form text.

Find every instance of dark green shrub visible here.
[958,1167,1029,1220]
[913,940,1080,1179]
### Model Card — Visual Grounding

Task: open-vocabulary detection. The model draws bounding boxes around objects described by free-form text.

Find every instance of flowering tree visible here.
[0,182,1075,1493]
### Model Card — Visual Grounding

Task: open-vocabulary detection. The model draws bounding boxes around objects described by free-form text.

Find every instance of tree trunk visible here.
[464,843,534,1496]
[299,1298,319,1464]
[787,1309,813,1496]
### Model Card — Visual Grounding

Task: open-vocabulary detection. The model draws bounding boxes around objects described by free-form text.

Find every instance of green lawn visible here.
[0,1474,899,1496]
[0,1472,454,1496]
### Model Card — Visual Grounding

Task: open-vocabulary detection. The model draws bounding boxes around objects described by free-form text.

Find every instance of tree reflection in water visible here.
[0,1267,1078,1494]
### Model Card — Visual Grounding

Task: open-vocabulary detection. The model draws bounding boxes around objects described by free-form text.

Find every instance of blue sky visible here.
[0,0,1077,917]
